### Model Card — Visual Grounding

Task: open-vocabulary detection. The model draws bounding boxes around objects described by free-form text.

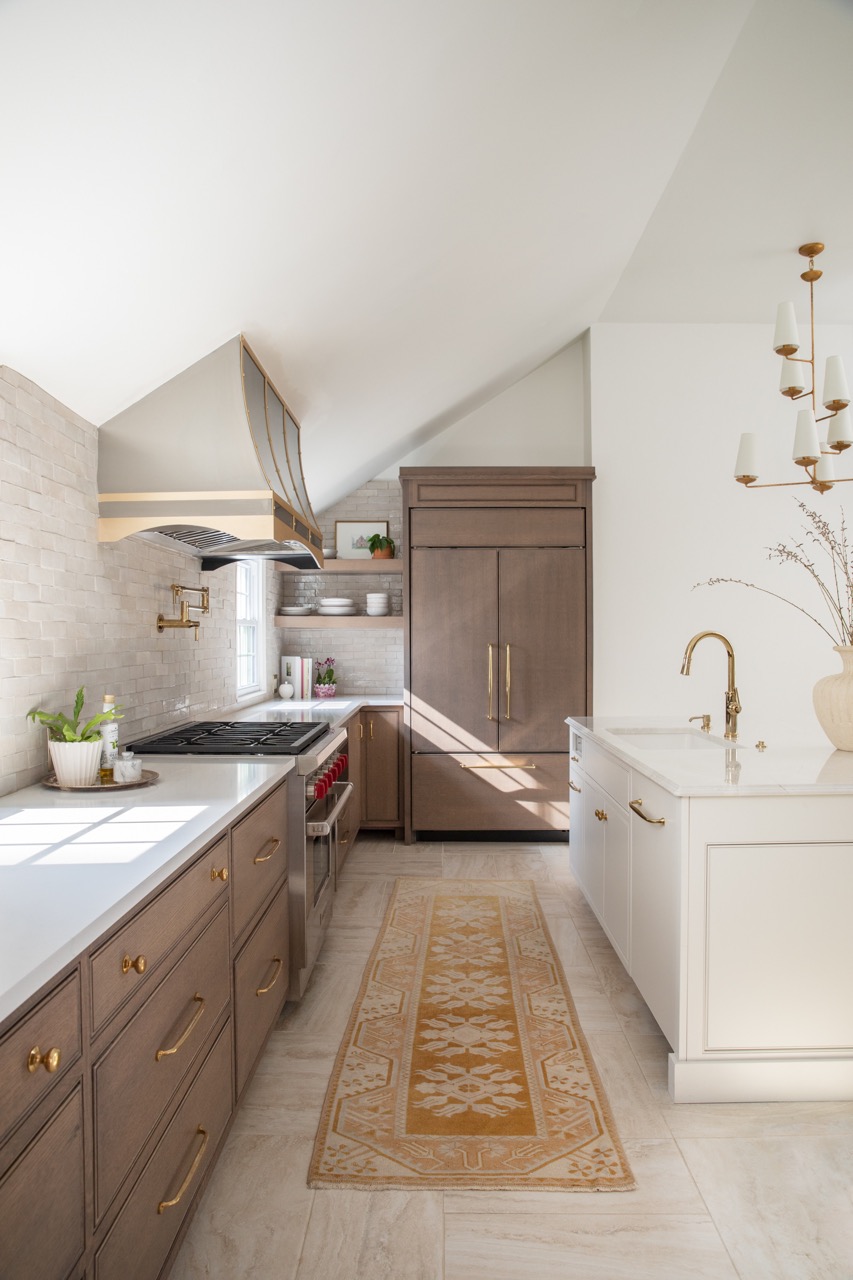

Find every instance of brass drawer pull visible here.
[487,644,496,722]
[569,779,581,793]
[594,808,608,822]
[210,865,228,882]
[122,953,148,975]
[629,799,666,826]
[505,642,512,721]
[157,1126,209,1214]
[571,755,580,763]
[256,957,283,997]
[462,763,536,770]
[155,994,205,1062]
[27,1045,61,1074]
[253,838,280,865]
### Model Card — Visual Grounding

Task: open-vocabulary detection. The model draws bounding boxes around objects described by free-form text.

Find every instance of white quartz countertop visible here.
[0,758,294,1024]
[567,716,853,797]
[228,693,403,729]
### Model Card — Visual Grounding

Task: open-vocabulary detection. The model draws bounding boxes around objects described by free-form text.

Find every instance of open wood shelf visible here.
[274,615,403,629]
[274,559,403,574]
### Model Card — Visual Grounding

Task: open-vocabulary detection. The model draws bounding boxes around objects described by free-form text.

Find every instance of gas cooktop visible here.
[128,720,328,756]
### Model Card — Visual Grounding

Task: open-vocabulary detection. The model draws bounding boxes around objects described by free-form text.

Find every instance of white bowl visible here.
[319,597,354,606]
[318,605,358,615]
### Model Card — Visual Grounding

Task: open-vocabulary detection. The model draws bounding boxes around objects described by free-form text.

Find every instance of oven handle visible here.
[306,782,353,837]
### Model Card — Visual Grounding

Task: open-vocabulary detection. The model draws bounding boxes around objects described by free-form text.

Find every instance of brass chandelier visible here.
[735,242,852,493]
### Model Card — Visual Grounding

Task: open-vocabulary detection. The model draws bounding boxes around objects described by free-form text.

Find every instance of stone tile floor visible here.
[171,835,853,1279]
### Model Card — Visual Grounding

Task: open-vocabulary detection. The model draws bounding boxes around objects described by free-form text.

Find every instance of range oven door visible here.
[306,781,353,902]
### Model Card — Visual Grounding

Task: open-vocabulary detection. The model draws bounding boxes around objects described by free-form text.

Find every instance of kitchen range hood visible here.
[97,336,324,570]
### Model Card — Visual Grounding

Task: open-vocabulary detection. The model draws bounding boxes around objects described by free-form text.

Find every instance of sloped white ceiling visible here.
[2,0,851,511]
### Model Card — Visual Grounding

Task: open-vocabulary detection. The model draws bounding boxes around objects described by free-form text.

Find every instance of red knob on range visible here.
[339,753,348,770]
[323,769,334,789]
[313,775,327,799]
[331,758,343,780]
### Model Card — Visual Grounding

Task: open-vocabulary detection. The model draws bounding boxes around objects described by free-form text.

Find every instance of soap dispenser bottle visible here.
[99,694,119,783]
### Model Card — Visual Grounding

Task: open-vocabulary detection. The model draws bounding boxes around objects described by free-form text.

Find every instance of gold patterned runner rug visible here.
[309,878,635,1191]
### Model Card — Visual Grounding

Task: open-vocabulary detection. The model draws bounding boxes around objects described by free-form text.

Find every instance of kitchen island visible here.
[567,716,853,1103]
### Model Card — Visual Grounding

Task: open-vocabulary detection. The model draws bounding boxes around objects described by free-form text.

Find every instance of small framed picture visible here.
[335,519,389,559]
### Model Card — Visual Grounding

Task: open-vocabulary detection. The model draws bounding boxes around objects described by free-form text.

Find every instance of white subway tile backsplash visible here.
[2,368,405,795]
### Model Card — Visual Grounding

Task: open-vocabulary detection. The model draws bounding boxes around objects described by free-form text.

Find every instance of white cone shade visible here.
[814,450,835,484]
[828,406,853,448]
[793,408,820,465]
[779,358,806,395]
[822,355,850,409]
[773,301,799,353]
[734,432,759,480]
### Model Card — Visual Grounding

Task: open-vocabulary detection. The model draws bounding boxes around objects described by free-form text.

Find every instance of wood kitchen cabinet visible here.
[401,467,594,839]
[0,972,86,1280]
[0,775,290,1280]
[357,707,403,831]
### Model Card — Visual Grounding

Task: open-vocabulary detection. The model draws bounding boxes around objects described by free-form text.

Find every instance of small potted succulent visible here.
[27,686,123,787]
[313,657,338,699]
[367,533,396,560]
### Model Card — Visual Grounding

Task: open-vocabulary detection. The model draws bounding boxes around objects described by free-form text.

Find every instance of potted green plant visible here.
[367,533,396,560]
[27,686,123,787]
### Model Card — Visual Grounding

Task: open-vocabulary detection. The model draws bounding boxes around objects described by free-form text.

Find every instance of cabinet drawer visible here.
[93,905,231,1220]
[232,782,288,942]
[583,738,630,808]
[0,970,82,1141]
[0,1085,85,1280]
[234,882,289,1098]
[412,754,569,831]
[95,1021,232,1280]
[90,835,229,1034]
[410,506,585,547]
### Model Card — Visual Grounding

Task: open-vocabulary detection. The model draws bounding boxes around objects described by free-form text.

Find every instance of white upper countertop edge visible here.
[566,715,853,797]
[0,758,294,1024]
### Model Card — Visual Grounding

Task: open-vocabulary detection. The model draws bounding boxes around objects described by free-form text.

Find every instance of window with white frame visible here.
[235,560,264,697]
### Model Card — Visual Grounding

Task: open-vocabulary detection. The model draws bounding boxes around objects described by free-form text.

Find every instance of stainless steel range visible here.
[128,719,352,999]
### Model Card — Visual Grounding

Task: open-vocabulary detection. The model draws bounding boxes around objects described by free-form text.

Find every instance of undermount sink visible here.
[608,727,726,750]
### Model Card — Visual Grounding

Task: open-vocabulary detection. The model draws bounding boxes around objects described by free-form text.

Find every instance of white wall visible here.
[589,322,853,747]
[381,339,588,471]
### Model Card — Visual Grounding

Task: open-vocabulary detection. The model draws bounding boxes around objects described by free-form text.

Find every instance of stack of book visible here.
[280,656,314,698]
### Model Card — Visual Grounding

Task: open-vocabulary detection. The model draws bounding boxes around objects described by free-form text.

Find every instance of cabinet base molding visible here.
[668,1054,853,1104]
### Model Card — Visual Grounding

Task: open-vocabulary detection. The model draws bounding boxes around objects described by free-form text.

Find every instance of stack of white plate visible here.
[279,605,313,616]
[318,596,357,616]
[366,592,390,616]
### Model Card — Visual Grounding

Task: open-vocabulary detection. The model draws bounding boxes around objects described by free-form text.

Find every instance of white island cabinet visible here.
[568,716,853,1103]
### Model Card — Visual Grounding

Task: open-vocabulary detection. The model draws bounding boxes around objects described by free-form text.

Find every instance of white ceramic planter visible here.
[48,739,102,787]
[813,645,853,751]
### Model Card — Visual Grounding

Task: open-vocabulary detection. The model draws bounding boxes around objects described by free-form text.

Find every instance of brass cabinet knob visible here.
[594,808,608,822]
[28,1045,61,1074]
[210,865,228,882]
[121,953,147,975]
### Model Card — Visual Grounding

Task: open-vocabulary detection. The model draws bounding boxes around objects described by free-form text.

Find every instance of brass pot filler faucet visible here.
[680,631,741,741]
[157,584,210,641]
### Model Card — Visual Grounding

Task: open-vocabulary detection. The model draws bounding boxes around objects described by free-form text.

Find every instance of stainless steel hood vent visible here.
[97,336,324,569]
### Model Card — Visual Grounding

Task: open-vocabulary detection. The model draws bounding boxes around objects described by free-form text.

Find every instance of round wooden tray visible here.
[41,769,159,792]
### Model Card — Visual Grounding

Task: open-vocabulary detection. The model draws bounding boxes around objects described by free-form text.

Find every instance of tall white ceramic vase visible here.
[49,739,102,787]
[812,645,853,751]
